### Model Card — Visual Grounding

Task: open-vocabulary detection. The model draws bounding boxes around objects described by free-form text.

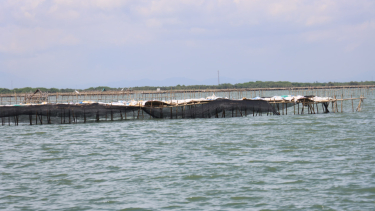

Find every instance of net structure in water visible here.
[0,104,140,124]
[0,99,279,124]
[143,99,279,119]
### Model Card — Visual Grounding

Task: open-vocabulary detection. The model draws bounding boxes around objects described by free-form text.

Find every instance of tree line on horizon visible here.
[1,81,374,94]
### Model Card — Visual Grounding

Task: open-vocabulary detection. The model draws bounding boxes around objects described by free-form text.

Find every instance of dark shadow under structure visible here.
[143,99,279,119]
[0,99,279,125]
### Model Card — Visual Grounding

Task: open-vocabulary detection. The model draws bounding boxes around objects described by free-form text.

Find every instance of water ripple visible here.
[1,96,375,210]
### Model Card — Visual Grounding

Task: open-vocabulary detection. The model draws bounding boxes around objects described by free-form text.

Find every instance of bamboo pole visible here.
[341,93,343,113]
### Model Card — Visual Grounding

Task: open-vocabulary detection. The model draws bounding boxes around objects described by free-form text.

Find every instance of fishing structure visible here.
[0,85,371,125]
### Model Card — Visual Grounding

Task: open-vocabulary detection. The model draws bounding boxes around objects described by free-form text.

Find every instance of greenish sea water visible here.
[1,95,374,210]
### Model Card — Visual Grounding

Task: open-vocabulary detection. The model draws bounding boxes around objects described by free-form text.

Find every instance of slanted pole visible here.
[356,97,363,112]
[39,112,43,125]
[323,102,330,113]
[48,110,51,124]
[238,108,243,117]
[307,103,310,114]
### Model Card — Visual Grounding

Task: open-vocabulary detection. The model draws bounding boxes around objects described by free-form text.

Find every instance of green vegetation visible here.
[0,87,75,94]
[1,81,375,94]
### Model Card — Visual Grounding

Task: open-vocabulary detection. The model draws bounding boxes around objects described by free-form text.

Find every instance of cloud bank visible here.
[0,0,374,88]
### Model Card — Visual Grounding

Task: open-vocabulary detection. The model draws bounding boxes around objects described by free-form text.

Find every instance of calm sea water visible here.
[1,95,374,210]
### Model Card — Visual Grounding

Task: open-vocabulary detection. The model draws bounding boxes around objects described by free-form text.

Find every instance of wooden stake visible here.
[298,103,299,114]
[356,96,363,111]
[286,103,287,115]
[341,93,343,113]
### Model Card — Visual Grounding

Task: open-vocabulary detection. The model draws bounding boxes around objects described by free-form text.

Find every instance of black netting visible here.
[0,104,140,124]
[0,99,279,125]
[143,99,279,119]
[0,104,139,117]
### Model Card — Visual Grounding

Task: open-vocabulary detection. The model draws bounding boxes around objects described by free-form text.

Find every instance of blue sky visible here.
[0,0,374,88]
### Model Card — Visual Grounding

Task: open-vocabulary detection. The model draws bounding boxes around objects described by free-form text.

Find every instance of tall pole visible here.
[218,70,220,86]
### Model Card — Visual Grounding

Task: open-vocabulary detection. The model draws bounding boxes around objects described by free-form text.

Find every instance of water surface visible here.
[1,96,374,210]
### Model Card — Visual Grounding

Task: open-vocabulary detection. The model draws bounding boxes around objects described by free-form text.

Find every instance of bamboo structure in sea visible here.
[0,85,372,125]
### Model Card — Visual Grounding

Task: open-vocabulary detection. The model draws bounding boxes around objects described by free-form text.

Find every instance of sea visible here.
[1,92,374,210]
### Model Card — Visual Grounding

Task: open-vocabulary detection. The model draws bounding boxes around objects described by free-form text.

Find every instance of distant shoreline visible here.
[1,81,375,94]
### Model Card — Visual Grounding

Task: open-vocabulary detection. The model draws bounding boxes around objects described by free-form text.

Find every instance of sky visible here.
[0,0,374,89]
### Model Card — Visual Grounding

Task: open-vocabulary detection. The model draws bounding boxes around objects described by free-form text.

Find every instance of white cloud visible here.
[0,26,79,53]
[1,0,373,53]
[190,27,207,35]
[48,7,80,21]
[52,0,130,9]
[305,16,332,26]
[0,0,374,85]
[344,42,361,52]
[310,19,374,41]
[145,18,163,28]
